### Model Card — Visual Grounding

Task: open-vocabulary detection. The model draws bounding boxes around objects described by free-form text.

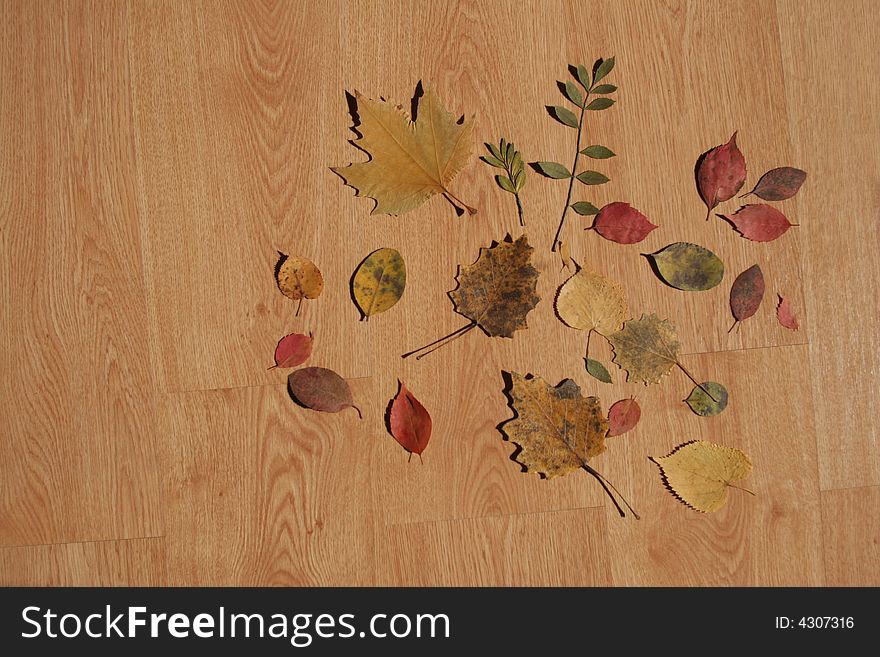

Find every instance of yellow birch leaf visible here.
[352,248,406,319]
[332,85,474,216]
[555,266,627,336]
[651,440,754,512]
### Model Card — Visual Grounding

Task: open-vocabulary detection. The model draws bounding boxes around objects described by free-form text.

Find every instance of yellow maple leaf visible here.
[651,440,754,513]
[332,84,474,216]
[555,265,627,336]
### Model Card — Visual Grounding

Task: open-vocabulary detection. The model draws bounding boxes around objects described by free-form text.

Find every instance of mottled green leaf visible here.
[564,80,583,106]
[585,97,615,111]
[572,201,600,215]
[581,145,616,159]
[593,56,615,84]
[576,170,610,185]
[591,84,617,94]
[534,161,572,179]
[496,174,516,194]
[550,105,580,128]
[481,155,505,168]
[646,242,725,291]
[685,382,729,417]
[585,358,613,384]
[576,64,592,89]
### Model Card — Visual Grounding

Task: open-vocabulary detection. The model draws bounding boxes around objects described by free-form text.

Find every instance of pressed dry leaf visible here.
[449,234,541,338]
[501,371,607,478]
[276,254,324,315]
[590,202,657,244]
[729,264,765,330]
[585,358,612,384]
[685,382,729,417]
[646,242,725,291]
[746,167,807,201]
[607,398,640,437]
[555,266,628,336]
[272,332,313,369]
[777,294,800,330]
[389,381,432,458]
[651,440,753,513]
[559,241,572,270]
[332,85,474,215]
[722,204,794,242]
[609,313,680,385]
[288,367,361,417]
[352,248,406,319]
[697,132,747,218]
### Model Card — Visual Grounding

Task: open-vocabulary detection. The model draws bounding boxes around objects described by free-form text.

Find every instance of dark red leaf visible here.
[697,132,747,216]
[748,167,807,201]
[722,204,793,242]
[607,398,640,437]
[273,332,313,368]
[777,294,800,330]
[288,367,361,417]
[591,202,658,244]
[389,381,432,456]
[730,264,765,326]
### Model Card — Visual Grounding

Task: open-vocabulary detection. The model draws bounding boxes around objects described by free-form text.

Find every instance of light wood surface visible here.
[1,0,877,586]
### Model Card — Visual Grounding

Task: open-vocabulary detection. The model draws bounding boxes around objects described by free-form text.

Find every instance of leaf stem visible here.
[582,463,640,520]
[676,362,718,403]
[514,192,525,227]
[401,321,477,360]
[296,298,303,317]
[443,189,477,215]
[585,328,593,360]
[729,482,756,496]
[551,94,589,252]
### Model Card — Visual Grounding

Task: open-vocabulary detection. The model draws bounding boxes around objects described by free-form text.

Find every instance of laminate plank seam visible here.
[0,535,164,552]
[387,504,606,528]
[818,483,880,495]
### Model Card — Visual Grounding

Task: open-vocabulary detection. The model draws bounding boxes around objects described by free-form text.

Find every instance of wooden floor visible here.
[1,0,877,586]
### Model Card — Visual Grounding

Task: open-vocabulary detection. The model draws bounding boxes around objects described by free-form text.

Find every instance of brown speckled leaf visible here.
[450,234,541,338]
[500,371,607,478]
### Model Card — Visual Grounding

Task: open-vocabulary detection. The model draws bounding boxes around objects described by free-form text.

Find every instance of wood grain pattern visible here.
[0,538,165,586]
[822,486,880,586]
[0,0,163,546]
[0,0,877,586]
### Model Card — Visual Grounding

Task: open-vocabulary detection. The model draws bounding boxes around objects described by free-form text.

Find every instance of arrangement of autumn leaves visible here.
[270,58,806,517]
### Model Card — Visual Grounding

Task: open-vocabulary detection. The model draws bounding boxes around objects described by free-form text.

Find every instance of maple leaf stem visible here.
[551,95,589,252]
[676,362,719,403]
[582,463,640,520]
[442,189,477,216]
[401,321,477,360]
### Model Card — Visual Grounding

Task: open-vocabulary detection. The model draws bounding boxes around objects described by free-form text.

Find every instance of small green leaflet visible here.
[572,201,600,215]
[535,162,572,179]
[593,56,615,83]
[585,358,613,383]
[550,105,579,128]
[563,81,583,106]
[577,171,610,185]
[591,84,617,94]
[581,145,615,159]
[685,382,729,416]
[586,98,614,111]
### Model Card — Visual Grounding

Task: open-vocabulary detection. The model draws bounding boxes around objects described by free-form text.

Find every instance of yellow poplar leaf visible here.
[608,313,680,385]
[501,371,607,478]
[332,85,474,216]
[555,266,627,336]
[352,248,406,319]
[651,440,754,513]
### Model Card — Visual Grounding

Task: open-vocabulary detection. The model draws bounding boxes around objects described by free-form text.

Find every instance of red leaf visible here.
[776,294,800,330]
[607,398,640,437]
[273,332,313,368]
[288,367,361,417]
[747,167,807,201]
[697,132,747,217]
[722,204,793,242]
[389,381,432,457]
[730,264,765,326]
[591,202,658,244]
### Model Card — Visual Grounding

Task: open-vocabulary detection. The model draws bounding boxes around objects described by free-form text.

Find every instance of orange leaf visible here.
[389,381,432,457]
